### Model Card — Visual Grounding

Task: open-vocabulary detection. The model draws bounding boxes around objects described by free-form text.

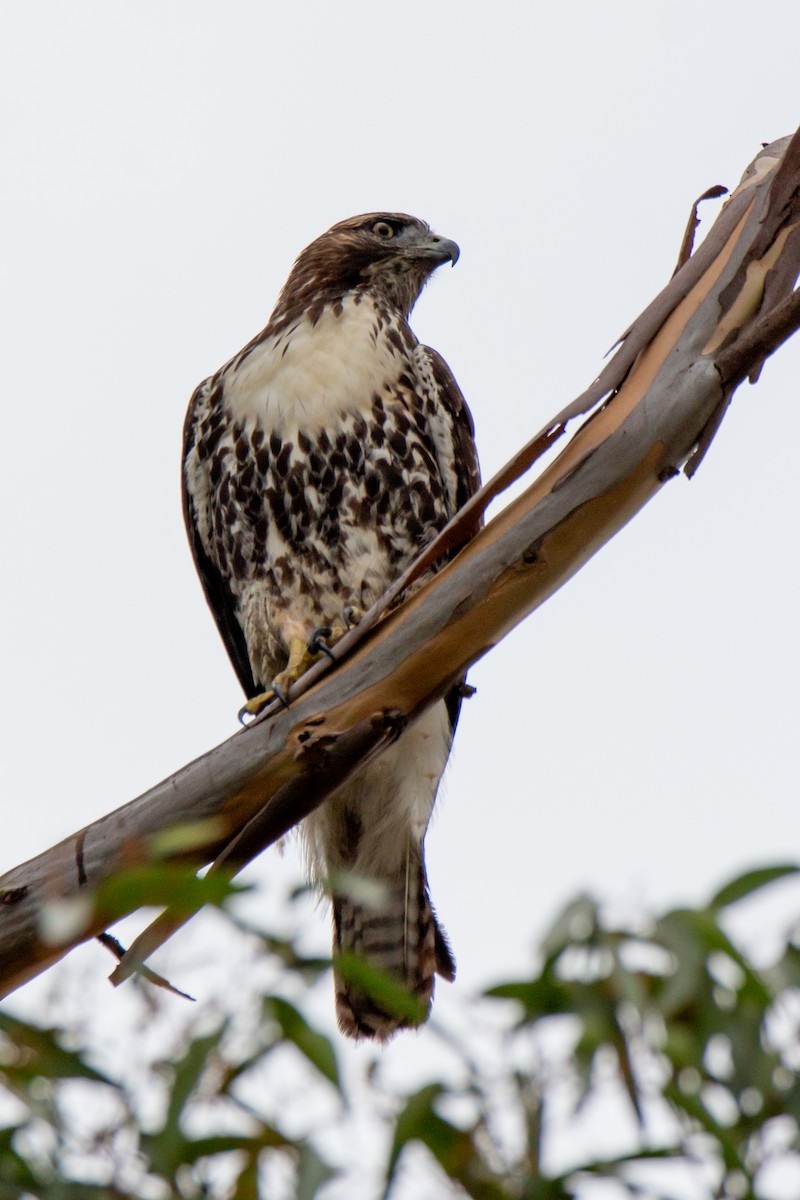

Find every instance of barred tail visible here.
[333,853,455,1042]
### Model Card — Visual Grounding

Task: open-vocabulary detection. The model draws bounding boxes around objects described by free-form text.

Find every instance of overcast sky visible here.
[2,1,800,1189]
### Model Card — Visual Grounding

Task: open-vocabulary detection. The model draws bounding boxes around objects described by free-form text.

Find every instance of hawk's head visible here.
[271,213,460,328]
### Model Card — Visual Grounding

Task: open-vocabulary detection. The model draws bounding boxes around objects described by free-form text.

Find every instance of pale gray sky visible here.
[2,1,800,1188]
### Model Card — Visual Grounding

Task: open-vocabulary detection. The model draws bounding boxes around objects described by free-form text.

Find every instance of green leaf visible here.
[232,1154,260,1200]
[0,1013,114,1086]
[7,1185,132,1199]
[334,954,428,1029]
[709,865,800,910]
[295,1143,336,1200]
[263,998,340,1090]
[256,932,332,982]
[0,1125,43,1192]
[174,1130,291,1165]
[663,1020,703,1071]
[552,1144,687,1191]
[143,1027,226,1178]
[485,977,575,1020]
[519,1179,573,1200]
[663,1080,749,1173]
[384,1084,511,1200]
[384,1085,467,1192]
[654,909,712,1017]
[146,817,232,858]
[164,1029,225,1133]
[93,863,249,920]
[539,895,598,964]
[770,942,800,990]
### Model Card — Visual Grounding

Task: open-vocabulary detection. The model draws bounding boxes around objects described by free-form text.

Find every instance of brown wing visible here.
[422,347,481,733]
[181,385,260,700]
[424,346,481,518]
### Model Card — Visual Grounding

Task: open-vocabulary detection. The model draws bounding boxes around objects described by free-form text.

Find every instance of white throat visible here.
[223,296,406,434]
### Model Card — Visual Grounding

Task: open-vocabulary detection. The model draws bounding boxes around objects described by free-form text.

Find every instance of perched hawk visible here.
[182,213,480,1039]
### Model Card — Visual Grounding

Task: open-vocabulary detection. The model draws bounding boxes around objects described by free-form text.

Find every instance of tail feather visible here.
[333,858,455,1041]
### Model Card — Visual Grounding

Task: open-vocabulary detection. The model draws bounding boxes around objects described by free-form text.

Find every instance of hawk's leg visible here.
[239,636,320,719]
[239,611,364,721]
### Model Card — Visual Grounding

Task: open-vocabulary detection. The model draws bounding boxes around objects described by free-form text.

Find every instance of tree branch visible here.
[2,128,799,999]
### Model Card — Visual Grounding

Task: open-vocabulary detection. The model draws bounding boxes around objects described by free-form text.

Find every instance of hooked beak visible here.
[425,234,460,268]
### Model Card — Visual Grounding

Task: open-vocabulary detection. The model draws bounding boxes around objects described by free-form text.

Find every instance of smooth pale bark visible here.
[1,132,799,999]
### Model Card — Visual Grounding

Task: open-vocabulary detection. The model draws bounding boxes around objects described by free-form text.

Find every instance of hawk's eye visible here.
[372,221,395,239]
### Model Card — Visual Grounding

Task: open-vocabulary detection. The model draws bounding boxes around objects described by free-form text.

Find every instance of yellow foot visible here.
[239,688,279,722]
[238,636,320,722]
[238,616,363,722]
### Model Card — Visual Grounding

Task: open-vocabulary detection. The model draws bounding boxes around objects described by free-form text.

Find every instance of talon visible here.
[239,690,277,723]
[309,622,349,662]
[236,634,318,722]
[309,626,339,662]
[343,605,364,629]
[308,626,334,656]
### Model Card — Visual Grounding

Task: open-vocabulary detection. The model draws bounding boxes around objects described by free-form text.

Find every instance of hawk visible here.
[182,213,480,1039]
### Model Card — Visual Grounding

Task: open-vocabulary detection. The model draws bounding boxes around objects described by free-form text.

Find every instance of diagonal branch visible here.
[2,128,799,999]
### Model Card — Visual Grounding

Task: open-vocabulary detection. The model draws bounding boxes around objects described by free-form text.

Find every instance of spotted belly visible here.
[190,386,452,688]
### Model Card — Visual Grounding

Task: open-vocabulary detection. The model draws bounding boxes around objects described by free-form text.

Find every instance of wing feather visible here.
[423,346,481,515]
[422,346,481,734]
[181,385,259,699]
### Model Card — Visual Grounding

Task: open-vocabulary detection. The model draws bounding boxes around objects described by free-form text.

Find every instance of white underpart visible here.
[303,701,452,880]
[224,296,403,435]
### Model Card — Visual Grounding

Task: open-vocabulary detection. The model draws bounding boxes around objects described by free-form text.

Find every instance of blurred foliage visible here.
[2,865,800,1198]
